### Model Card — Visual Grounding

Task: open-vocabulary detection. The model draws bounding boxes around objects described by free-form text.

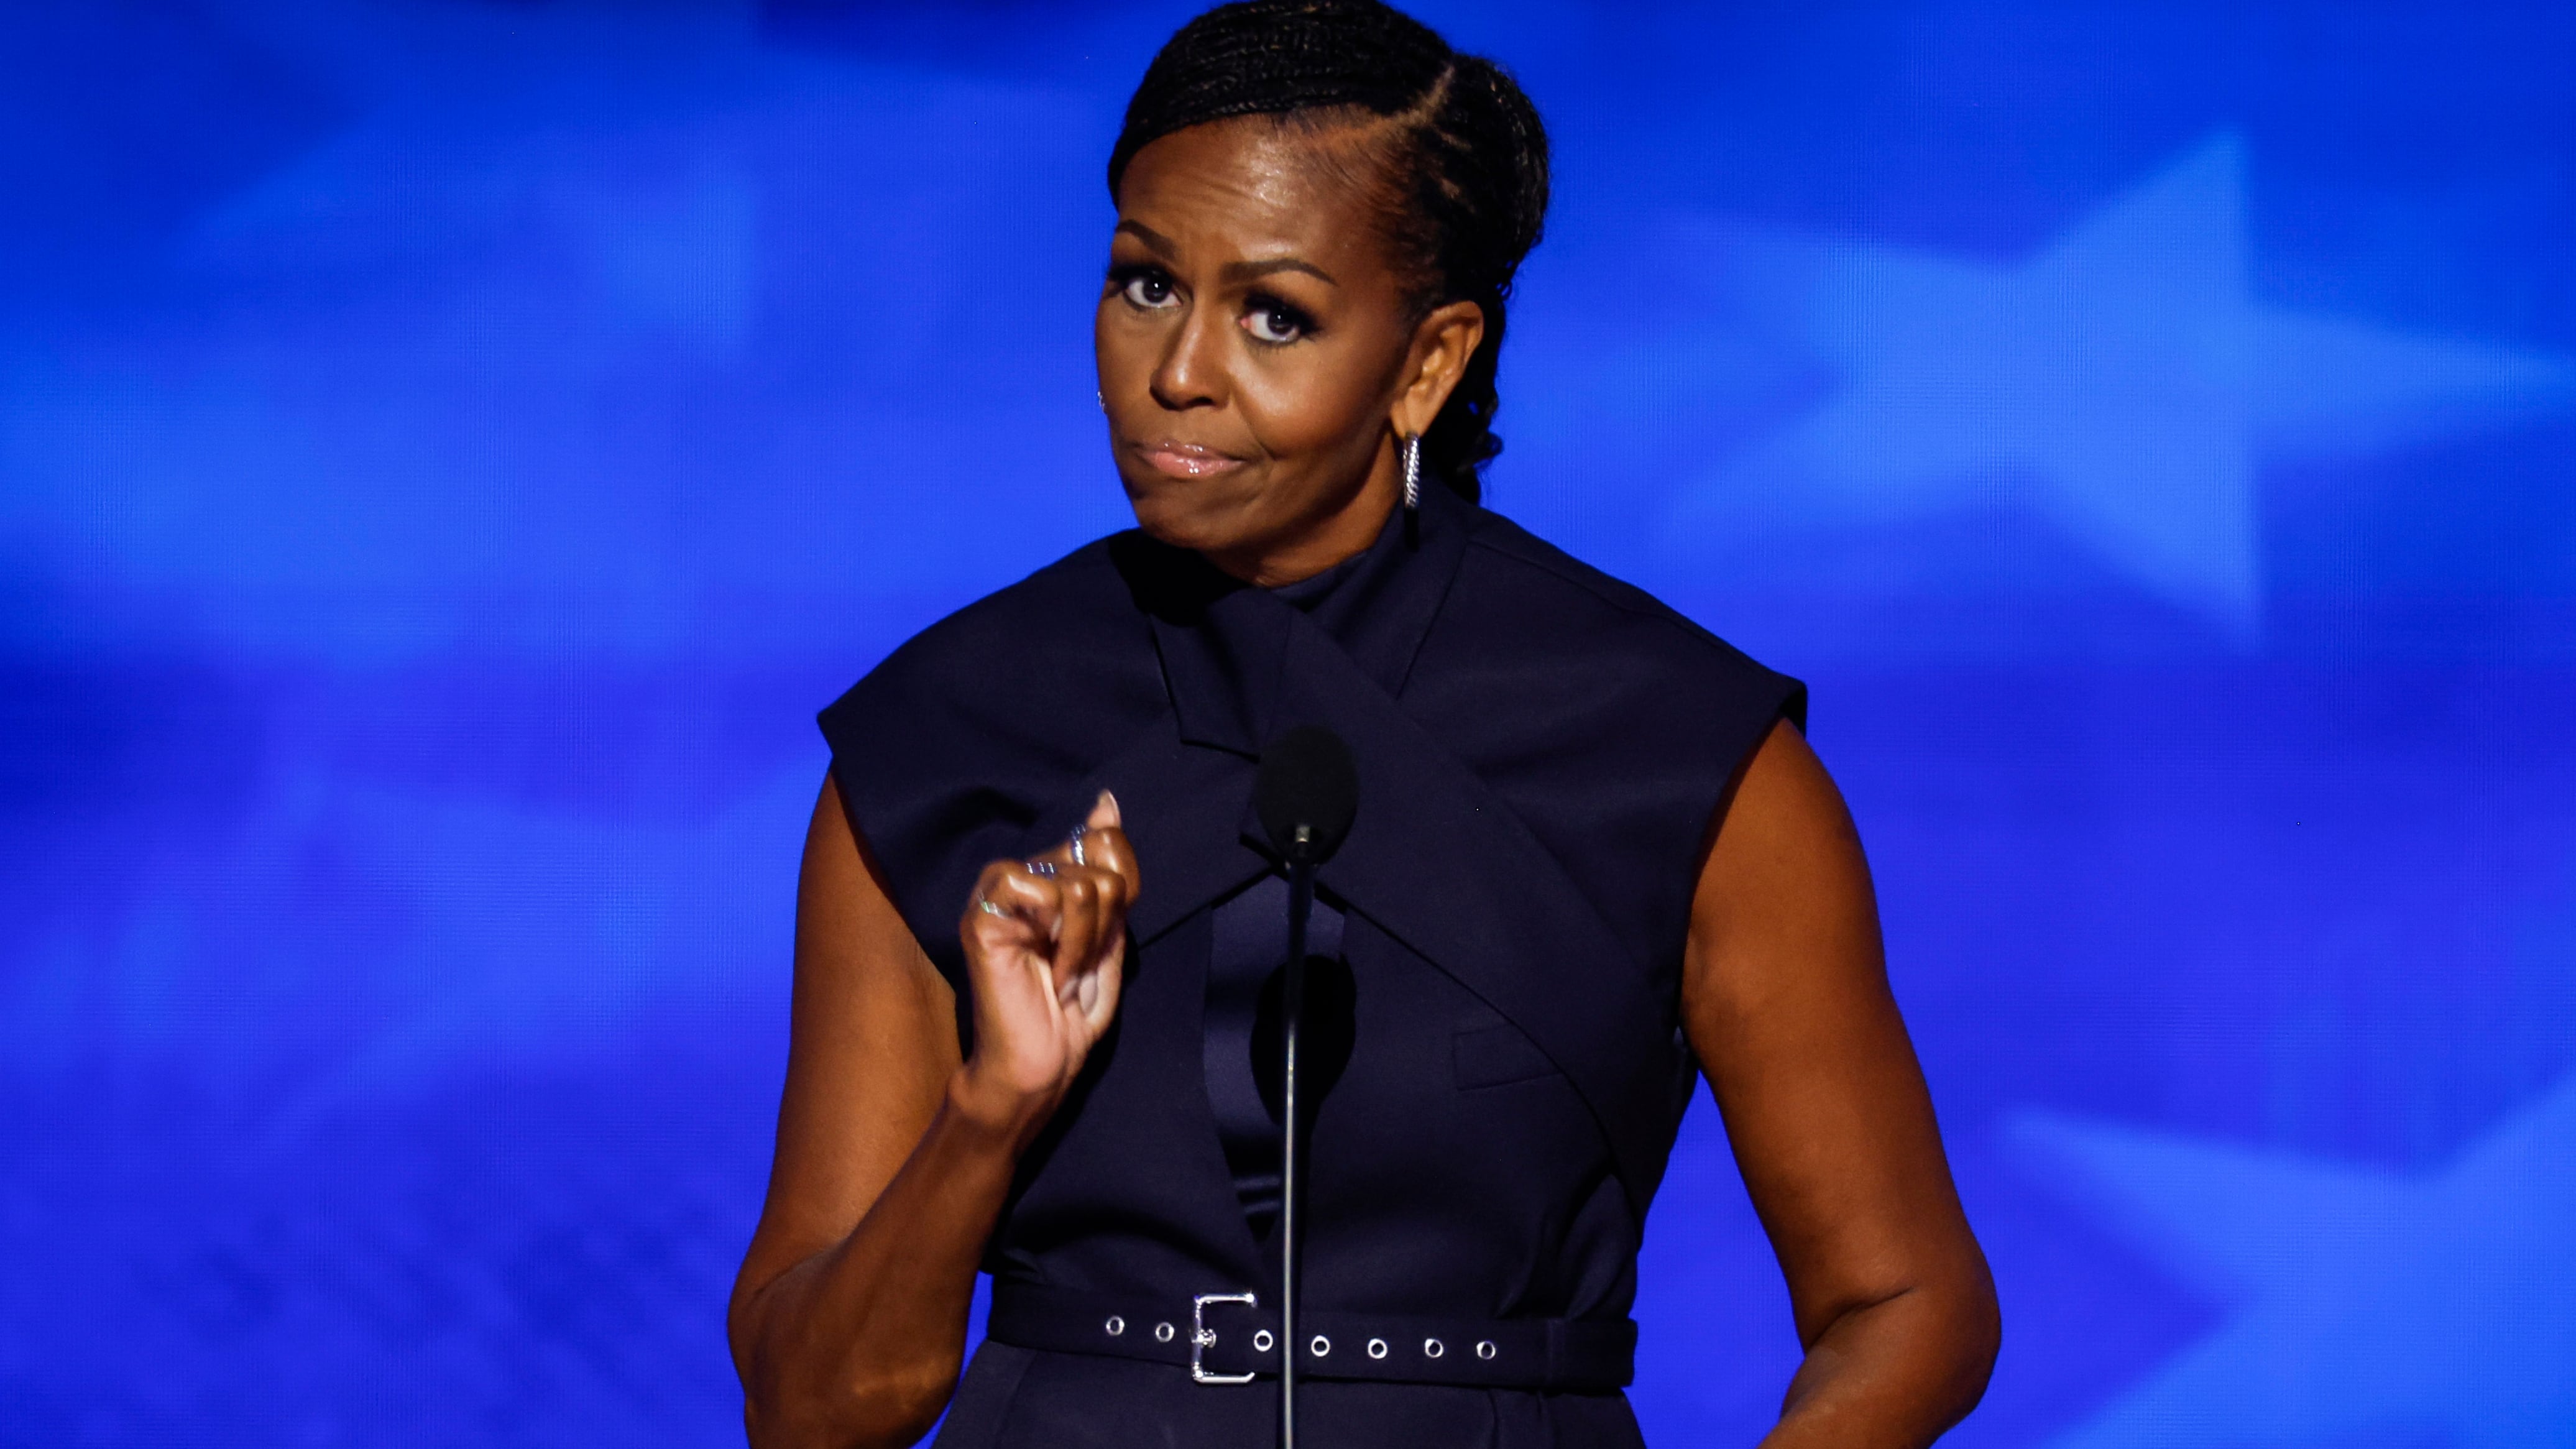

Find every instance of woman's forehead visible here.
[1115,116,1394,270]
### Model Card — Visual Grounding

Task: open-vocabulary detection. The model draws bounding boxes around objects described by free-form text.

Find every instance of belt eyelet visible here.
[1422,1337,1445,1358]
[1154,1321,1175,1343]
[1104,1315,1125,1336]
[1475,1340,1497,1360]
[1366,1338,1389,1359]
[1253,1329,1276,1353]
[1310,1335,1332,1358]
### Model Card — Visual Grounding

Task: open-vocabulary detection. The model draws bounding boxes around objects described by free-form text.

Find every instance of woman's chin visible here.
[1123,489,1259,558]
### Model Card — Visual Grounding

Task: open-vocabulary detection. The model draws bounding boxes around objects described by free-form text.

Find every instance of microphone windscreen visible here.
[1255,724,1359,865]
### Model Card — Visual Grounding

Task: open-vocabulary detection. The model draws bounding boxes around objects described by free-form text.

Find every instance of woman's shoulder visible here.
[821,533,1164,761]
[877,536,1141,669]
[1451,505,1805,720]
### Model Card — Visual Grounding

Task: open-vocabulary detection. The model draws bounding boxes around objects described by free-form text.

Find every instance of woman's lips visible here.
[1133,439,1248,480]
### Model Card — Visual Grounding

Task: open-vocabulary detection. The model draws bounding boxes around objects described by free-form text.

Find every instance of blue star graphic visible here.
[2008,1077,2576,1448]
[1664,135,2576,638]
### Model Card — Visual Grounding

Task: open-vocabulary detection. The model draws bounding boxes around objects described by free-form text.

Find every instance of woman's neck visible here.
[1199,470,1402,589]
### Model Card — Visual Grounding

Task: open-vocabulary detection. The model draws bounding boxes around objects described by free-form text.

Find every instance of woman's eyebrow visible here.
[1114,220,1179,255]
[1113,221,1336,287]
[1223,256,1336,286]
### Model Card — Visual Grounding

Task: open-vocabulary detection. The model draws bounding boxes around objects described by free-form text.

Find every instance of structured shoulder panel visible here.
[1403,510,1807,983]
[816,535,1167,985]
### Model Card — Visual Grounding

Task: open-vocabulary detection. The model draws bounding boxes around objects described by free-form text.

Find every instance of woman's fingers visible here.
[1026,794,1138,895]
[1082,790,1122,845]
[955,791,1141,1068]
[1014,794,1138,962]
[1076,938,1123,1033]
[964,859,1105,1018]
[1050,869,1105,1000]
[1065,795,1135,1037]
[966,859,1050,942]
[1077,792,1138,896]
[1035,799,1138,881]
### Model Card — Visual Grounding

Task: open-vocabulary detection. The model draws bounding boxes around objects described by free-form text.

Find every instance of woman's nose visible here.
[1149,302,1226,411]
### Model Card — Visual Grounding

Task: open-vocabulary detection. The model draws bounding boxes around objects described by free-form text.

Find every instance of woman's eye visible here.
[1243,301,1309,344]
[1120,272,1177,309]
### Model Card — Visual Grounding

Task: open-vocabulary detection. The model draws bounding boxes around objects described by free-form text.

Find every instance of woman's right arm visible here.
[727,775,1135,1449]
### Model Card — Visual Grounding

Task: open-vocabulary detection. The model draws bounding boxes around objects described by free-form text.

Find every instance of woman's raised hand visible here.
[954,791,1139,1139]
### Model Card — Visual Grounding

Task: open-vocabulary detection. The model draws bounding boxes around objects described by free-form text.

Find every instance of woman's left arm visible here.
[1683,718,2000,1448]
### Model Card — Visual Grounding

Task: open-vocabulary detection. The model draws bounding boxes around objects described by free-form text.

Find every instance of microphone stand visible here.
[1252,724,1355,1449]
[1279,824,1314,1449]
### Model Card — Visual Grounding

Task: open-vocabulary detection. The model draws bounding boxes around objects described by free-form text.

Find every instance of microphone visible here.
[1255,724,1359,868]
[1253,724,1358,1449]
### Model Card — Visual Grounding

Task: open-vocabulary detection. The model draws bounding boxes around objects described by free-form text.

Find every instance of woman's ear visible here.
[1391,300,1486,438]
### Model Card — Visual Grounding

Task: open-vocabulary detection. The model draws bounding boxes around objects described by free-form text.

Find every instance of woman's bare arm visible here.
[1684,720,1999,1448]
[727,776,1136,1449]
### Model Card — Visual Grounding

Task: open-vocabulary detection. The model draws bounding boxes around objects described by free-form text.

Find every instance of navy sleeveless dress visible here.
[819,480,1803,1448]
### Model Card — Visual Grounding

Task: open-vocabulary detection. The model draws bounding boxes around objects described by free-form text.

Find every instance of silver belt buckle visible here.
[1190,1292,1258,1384]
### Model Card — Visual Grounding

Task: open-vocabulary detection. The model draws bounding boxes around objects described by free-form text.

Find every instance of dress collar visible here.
[1118,482,1471,757]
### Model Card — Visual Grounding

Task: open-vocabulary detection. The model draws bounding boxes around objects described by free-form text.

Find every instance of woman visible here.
[728,3,1998,1446]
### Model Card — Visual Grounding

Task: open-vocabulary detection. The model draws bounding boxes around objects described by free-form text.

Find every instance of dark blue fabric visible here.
[818,483,1801,1447]
[1205,873,1346,1237]
[1205,537,1369,1240]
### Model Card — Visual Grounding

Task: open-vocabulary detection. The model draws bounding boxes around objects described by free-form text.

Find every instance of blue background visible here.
[5,2,2573,1445]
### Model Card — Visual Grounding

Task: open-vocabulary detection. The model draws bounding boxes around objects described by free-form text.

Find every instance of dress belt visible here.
[985,1282,1635,1393]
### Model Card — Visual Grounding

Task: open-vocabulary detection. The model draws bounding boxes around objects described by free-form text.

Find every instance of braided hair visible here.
[1107,0,1550,504]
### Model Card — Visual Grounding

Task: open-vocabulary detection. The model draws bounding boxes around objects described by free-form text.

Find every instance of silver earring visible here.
[1401,433,1422,513]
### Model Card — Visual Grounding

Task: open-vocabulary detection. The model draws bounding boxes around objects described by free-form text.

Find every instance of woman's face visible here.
[1097,117,1483,586]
